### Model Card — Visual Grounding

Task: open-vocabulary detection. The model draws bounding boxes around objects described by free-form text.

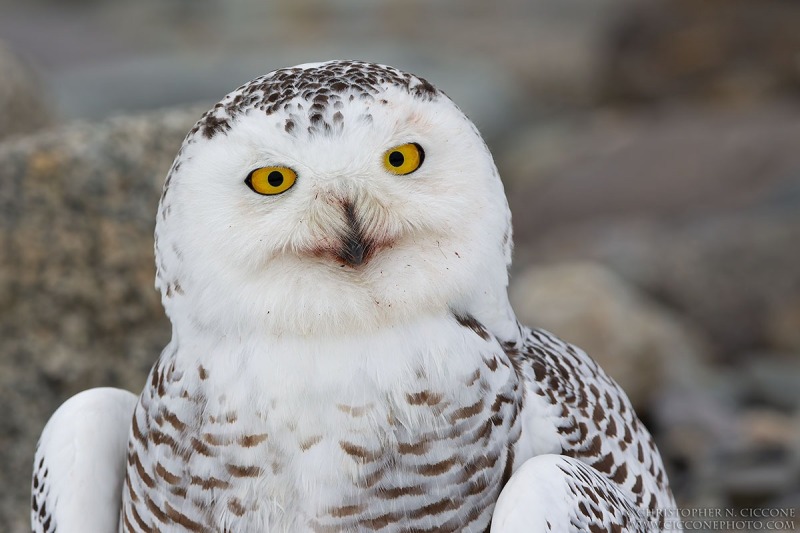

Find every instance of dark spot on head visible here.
[190,61,442,144]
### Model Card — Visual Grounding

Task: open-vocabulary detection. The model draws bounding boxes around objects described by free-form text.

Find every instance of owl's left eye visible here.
[245,166,297,195]
[383,143,425,175]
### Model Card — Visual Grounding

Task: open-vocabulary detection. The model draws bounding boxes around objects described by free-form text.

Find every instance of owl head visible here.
[155,61,514,338]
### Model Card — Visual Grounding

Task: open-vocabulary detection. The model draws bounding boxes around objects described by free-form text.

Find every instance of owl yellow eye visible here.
[383,143,425,175]
[245,166,297,195]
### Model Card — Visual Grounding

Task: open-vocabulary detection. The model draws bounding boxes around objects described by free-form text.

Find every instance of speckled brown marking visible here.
[226,464,262,478]
[190,475,230,490]
[329,503,365,518]
[122,508,138,533]
[228,498,246,517]
[165,501,206,531]
[621,425,633,450]
[415,456,458,477]
[150,429,188,460]
[375,485,426,500]
[592,403,605,423]
[465,368,482,386]
[605,416,617,438]
[238,433,268,447]
[163,411,187,432]
[125,473,139,503]
[448,398,484,422]
[201,432,227,446]
[144,494,169,524]
[631,474,643,495]
[130,504,149,532]
[129,450,156,489]
[571,434,602,458]
[611,462,628,484]
[408,496,461,519]
[190,437,215,457]
[398,440,430,455]
[592,452,615,474]
[458,453,498,483]
[155,462,181,485]
[300,435,323,451]
[454,313,491,340]
[490,393,514,413]
[336,403,372,416]
[340,441,381,463]
[405,390,443,406]
[359,512,402,530]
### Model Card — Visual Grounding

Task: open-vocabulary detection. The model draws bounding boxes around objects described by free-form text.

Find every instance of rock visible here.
[509,261,710,409]
[716,408,800,508]
[0,106,204,530]
[651,350,800,509]
[652,381,741,505]
[0,42,54,140]
[500,105,800,230]
[766,300,800,354]
[522,212,800,358]
[740,357,800,412]
[501,105,800,357]
[601,0,800,106]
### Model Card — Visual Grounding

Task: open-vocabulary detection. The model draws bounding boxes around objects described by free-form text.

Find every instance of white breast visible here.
[123,312,520,532]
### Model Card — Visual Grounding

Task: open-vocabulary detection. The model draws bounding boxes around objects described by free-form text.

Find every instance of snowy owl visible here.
[32,60,680,532]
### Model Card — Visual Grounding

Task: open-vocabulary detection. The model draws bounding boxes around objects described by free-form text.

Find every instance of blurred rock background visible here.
[1,0,799,531]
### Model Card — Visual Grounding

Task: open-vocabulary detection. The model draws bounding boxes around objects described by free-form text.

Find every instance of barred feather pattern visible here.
[120,314,523,532]
[31,452,55,533]
[499,326,678,531]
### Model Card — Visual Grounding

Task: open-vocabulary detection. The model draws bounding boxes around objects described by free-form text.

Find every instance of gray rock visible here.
[715,408,800,508]
[766,301,800,354]
[520,212,800,358]
[0,42,54,140]
[653,374,800,510]
[741,357,800,412]
[601,0,800,106]
[501,105,800,231]
[510,261,710,409]
[0,106,204,530]
[502,105,800,357]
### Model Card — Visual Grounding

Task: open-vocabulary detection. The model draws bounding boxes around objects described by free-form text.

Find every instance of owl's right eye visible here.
[245,166,297,195]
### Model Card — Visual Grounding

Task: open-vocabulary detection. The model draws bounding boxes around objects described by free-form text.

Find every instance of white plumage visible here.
[33,60,681,532]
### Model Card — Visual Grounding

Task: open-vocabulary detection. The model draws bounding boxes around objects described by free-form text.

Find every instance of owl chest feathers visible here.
[122,314,523,532]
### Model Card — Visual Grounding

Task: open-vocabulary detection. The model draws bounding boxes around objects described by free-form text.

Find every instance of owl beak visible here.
[337,200,370,267]
[340,233,368,266]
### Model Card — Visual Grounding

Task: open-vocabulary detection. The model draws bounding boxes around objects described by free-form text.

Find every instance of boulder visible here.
[523,213,800,358]
[501,105,800,357]
[510,261,710,409]
[0,42,54,140]
[601,0,800,106]
[0,106,203,530]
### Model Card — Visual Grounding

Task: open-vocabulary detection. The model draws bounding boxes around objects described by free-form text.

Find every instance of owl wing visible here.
[492,454,652,532]
[32,388,137,533]
[495,325,680,532]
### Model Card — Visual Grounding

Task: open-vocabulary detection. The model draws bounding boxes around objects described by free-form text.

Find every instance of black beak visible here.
[338,201,370,266]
